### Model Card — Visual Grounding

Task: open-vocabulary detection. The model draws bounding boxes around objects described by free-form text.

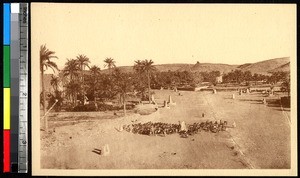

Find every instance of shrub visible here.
[71,102,135,112]
[72,103,97,112]
[281,96,290,108]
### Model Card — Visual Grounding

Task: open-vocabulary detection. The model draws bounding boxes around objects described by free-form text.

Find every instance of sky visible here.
[31,3,296,72]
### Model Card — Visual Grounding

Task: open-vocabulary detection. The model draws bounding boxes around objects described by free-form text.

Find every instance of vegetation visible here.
[112,68,134,115]
[134,59,156,103]
[103,57,116,74]
[40,45,291,114]
[40,44,58,131]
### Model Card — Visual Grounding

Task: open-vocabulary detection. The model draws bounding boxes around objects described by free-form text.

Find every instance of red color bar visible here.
[3,130,11,172]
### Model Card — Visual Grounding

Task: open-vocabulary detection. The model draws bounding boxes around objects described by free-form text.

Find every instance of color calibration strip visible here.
[3,3,11,173]
[3,3,29,173]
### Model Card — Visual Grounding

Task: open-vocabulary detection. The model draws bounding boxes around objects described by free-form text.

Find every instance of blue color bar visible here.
[4,3,11,45]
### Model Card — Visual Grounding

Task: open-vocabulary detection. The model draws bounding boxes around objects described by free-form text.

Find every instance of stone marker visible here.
[263,98,267,104]
[169,95,173,103]
[119,125,123,132]
[164,100,169,108]
[232,121,236,128]
[232,94,235,99]
[213,89,217,94]
[246,88,250,94]
[151,94,156,104]
[168,95,176,105]
[103,144,110,156]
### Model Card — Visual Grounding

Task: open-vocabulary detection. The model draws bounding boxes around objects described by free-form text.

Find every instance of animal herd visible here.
[123,120,228,138]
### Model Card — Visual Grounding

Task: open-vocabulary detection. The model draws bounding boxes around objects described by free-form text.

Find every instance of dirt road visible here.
[41,90,290,169]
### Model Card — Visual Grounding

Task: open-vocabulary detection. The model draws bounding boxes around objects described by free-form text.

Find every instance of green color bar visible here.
[4,46,10,87]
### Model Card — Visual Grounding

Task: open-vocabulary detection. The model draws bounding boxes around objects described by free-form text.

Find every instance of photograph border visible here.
[31,2,297,176]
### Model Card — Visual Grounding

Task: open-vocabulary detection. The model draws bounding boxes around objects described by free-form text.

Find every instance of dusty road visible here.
[41,90,290,169]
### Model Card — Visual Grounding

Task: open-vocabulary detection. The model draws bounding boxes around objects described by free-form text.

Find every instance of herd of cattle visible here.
[122,120,229,138]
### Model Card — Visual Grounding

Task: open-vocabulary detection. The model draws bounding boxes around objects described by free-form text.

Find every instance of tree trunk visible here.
[147,72,151,103]
[75,92,77,106]
[123,94,126,116]
[81,66,85,104]
[41,69,48,132]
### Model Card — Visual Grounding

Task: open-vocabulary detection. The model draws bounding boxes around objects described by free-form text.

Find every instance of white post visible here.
[103,144,110,156]
[168,95,173,104]
[263,98,267,104]
[213,89,217,94]
[164,100,167,107]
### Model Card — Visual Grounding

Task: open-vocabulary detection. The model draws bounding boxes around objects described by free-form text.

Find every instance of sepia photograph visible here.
[31,3,297,176]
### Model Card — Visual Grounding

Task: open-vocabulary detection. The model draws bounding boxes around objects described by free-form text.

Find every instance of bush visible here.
[72,103,97,112]
[281,96,290,108]
[71,102,135,112]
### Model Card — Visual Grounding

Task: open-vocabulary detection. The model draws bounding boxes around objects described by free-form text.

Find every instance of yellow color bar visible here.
[4,88,10,129]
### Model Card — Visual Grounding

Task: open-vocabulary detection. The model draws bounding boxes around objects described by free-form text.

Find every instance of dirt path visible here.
[205,92,291,169]
[41,90,290,169]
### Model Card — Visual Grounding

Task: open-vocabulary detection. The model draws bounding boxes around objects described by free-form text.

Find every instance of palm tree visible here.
[50,75,60,92]
[40,44,58,132]
[103,57,116,74]
[89,65,101,103]
[63,59,80,81]
[113,68,133,115]
[76,54,90,71]
[90,65,101,75]
[63,59,80,105]
[133,59,156,103]
[76,54,90,103]
[65,81,81,105]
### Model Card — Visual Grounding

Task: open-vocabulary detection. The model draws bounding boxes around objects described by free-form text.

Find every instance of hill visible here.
[268,62,290,73]
[189,62,238,73]
[240,57,290,75]
[237,63,252,69]
[100,57,290,75]
[101,64,194,74]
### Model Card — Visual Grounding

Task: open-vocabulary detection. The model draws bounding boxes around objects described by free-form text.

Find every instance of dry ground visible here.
[40,90,290,169]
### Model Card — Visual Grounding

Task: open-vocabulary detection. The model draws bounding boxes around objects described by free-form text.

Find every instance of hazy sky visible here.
[31,3,296,71]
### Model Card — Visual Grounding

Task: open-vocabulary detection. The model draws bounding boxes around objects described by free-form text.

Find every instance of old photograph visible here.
[31,3,297,176]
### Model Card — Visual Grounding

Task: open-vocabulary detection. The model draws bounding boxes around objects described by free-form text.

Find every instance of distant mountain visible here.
[155,64,193,72]
[240,57,290,75]
[100,57,290,75]
[101,64,194,74]
[237,63,252,69]
[189,62,238,73]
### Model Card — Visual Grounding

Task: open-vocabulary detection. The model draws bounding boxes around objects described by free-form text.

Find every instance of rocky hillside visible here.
[268,62,290,73]
[240,57,290,75]
[100,57,290,75]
